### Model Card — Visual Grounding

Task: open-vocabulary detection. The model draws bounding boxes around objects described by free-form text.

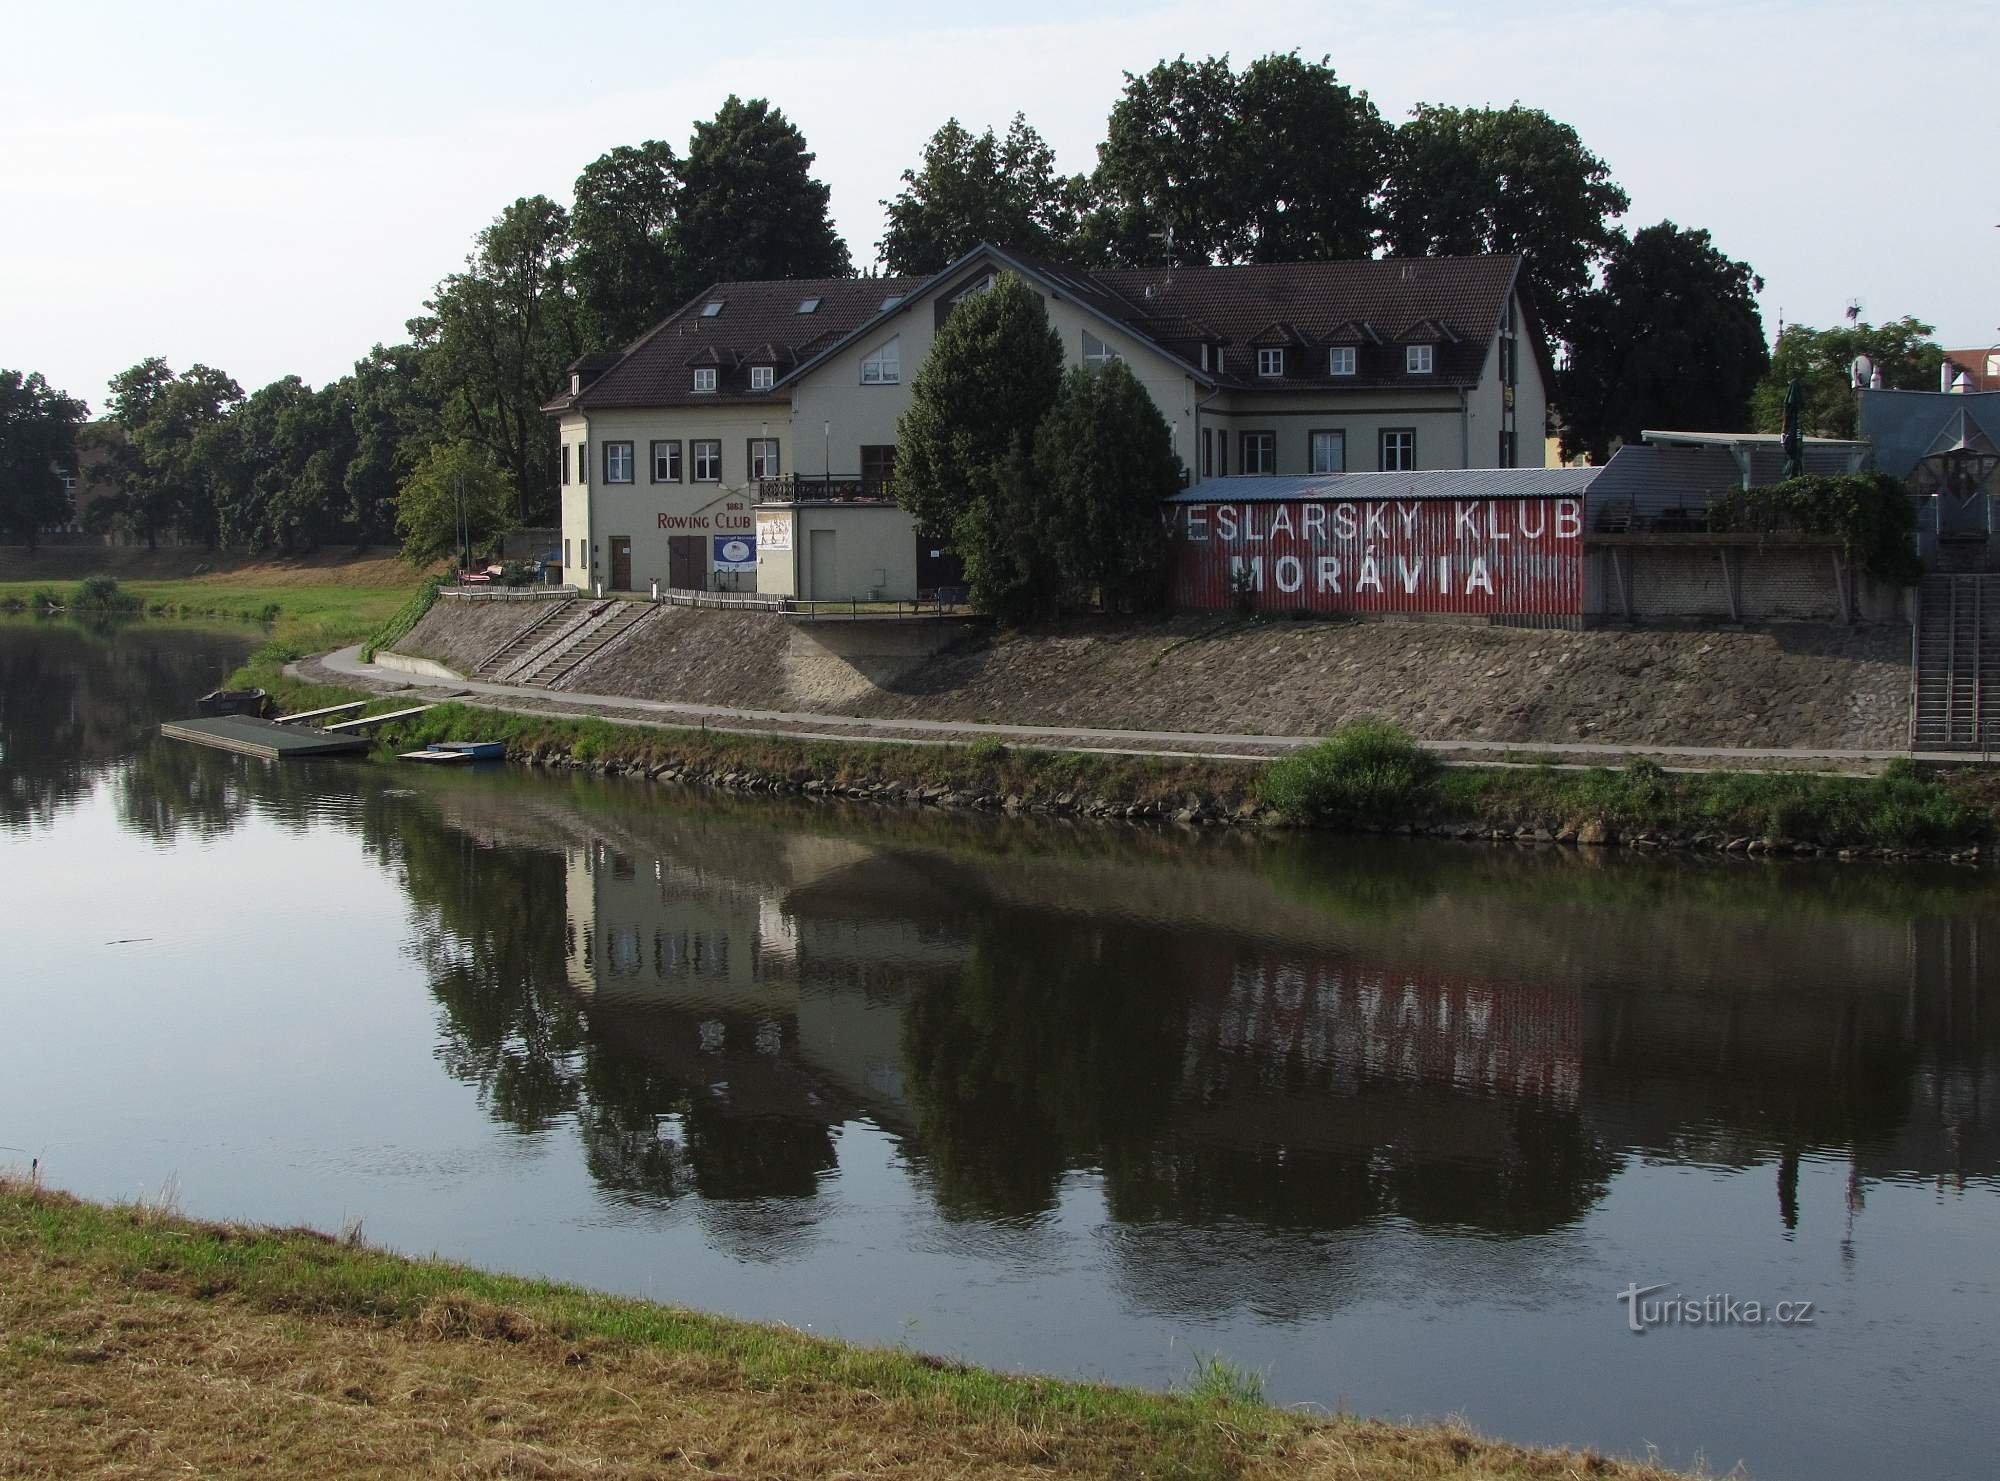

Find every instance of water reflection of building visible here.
[415,783,1999,1280]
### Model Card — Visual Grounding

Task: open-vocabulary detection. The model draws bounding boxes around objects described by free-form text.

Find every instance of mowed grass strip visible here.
[0,1179,1688,1479]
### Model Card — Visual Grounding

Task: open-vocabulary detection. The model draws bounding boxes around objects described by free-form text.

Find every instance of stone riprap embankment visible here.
[393,600,1911,751]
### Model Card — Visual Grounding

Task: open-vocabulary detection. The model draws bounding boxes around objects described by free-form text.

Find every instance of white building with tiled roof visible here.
[544,244,1550,600]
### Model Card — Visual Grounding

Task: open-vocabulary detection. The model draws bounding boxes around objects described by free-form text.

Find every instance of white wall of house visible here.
[563,404,780,592]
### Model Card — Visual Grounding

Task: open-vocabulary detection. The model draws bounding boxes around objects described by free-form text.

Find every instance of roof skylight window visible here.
[797,297,821,314]
[702,300,725,317]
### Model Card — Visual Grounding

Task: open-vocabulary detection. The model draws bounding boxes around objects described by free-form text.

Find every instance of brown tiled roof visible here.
[546,248,1533,412]
[1089,255,1522,390]
[547,275,919,412]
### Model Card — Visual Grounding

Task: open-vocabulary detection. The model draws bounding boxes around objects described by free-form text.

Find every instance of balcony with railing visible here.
[756,475,897,506]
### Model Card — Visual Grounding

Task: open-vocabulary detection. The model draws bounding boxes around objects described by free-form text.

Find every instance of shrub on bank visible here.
[1259,720,1440,825]
[69,574,142,612]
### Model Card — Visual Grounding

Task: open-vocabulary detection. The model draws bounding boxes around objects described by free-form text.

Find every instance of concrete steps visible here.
[548,604,659,691]
[475,599,578,682]
[1912,574,2000,750]
[520,601,650,688]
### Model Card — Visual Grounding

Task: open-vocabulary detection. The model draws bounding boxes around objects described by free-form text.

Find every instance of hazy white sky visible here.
[4,0,1993,409]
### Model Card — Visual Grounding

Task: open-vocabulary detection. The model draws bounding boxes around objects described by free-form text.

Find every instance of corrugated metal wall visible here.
[1169,496,1584,617]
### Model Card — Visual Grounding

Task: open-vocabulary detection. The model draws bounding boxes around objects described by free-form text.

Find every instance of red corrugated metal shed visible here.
[1167,471,1598,617]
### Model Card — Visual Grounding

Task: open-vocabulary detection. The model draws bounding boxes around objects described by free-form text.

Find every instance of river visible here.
[2,620,1995,1479]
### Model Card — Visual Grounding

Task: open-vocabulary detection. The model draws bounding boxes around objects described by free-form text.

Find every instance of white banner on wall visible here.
[756,512,793,552]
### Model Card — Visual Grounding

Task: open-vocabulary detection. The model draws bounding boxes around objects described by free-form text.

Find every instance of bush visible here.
[1259,720,1440,825]
[1708,472,1921,584]
[361,574,443,662]
[69,574,142,612]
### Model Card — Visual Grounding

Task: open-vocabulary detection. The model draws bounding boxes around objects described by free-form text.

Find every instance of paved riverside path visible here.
[301,645,1953,772]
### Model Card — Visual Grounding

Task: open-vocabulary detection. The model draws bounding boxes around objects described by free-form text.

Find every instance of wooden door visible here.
[668,535,706,591]
[609,537,632,591]
[808,529,838,598]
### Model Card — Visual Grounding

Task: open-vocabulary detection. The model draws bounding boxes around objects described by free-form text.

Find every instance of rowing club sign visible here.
[1164,496,1584,616]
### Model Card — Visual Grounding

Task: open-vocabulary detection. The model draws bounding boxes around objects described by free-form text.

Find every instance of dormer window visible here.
[1199,343,1210,371]
[1257,348,1285,378]
[701,300,724,317]
[1406,344,1434,375]
[570,372,581,395]
[1328,347,1356,377]
[692,367,718,393]
[797,297,821,314]
[750,365,775,391]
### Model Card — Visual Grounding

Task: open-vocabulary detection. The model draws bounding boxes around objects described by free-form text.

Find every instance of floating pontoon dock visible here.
[160,703,435,761]
[160,715,373,760]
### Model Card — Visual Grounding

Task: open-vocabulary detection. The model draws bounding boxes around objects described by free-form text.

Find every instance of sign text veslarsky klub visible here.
[1166,496,1584,617]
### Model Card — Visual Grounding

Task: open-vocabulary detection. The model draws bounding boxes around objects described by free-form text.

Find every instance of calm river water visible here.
[3,621,1996,1479]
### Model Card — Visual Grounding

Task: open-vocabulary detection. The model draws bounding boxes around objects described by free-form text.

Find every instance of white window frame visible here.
[749,438,780,480]
[692,366,718,393]
[1379,429,1415,471]
[1241,431,1276,475]
[1406,344,1434,375]
[749,365,775,391]
[1328,346,1356,377]
[605,441,634,484]
[692,439,722,482]
[1082,329,1119,368]
[1257,347,1284,378]
[860,336,900,385]
[1310,430,1346,474]
[651,440,681,483]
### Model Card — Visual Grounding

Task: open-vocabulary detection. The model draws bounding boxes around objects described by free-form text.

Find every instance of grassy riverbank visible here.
[0,1178,1685,1480]
[249,644,1999,856]
[0,549,424,662]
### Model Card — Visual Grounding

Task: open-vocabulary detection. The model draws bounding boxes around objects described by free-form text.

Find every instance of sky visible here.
[4,0,1994,410]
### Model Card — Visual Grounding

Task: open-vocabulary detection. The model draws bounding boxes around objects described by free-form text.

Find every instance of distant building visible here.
[544,244,1553,601]
[1942,347,2000,394]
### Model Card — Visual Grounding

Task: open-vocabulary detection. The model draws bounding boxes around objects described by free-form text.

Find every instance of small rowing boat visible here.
[399,740,506,764]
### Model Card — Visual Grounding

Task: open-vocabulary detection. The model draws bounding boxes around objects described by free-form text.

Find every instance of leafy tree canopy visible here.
[1752,317,1945,440]
[570,140,683,347]
[394,439,516,567]
[894,271,1064,542]
[416,195,580,521]
[1034,361,1178,613]
[1088,52,1388,267]
[1558,222,1767,464]
[677,96,850,283]
[101,358,244,548]
[0,369,89,551]
[1382,103,1628,344]
[879,115,1085,274]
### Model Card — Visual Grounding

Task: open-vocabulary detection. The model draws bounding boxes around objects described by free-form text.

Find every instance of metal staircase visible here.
[1912,574,2000,751]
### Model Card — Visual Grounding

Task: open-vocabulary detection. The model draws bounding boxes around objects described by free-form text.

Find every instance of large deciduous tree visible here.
[570,140,683,347]
[1752,317,1946,439]
[417,195,580,521]
[1086,52,1388,267]
[677,97,850,284]
[1558,222,1768,464]
[209,376,359,553]
[1382,104,1628,344]
[879,115,1085,273]
[394,439,516,568]
[100,358,245,548]
[345,341,440,544]
[0,370,88,551]
[1034,362,1177,613]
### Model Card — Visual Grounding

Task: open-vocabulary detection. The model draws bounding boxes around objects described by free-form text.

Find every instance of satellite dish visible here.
[1851,354,1874,389]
